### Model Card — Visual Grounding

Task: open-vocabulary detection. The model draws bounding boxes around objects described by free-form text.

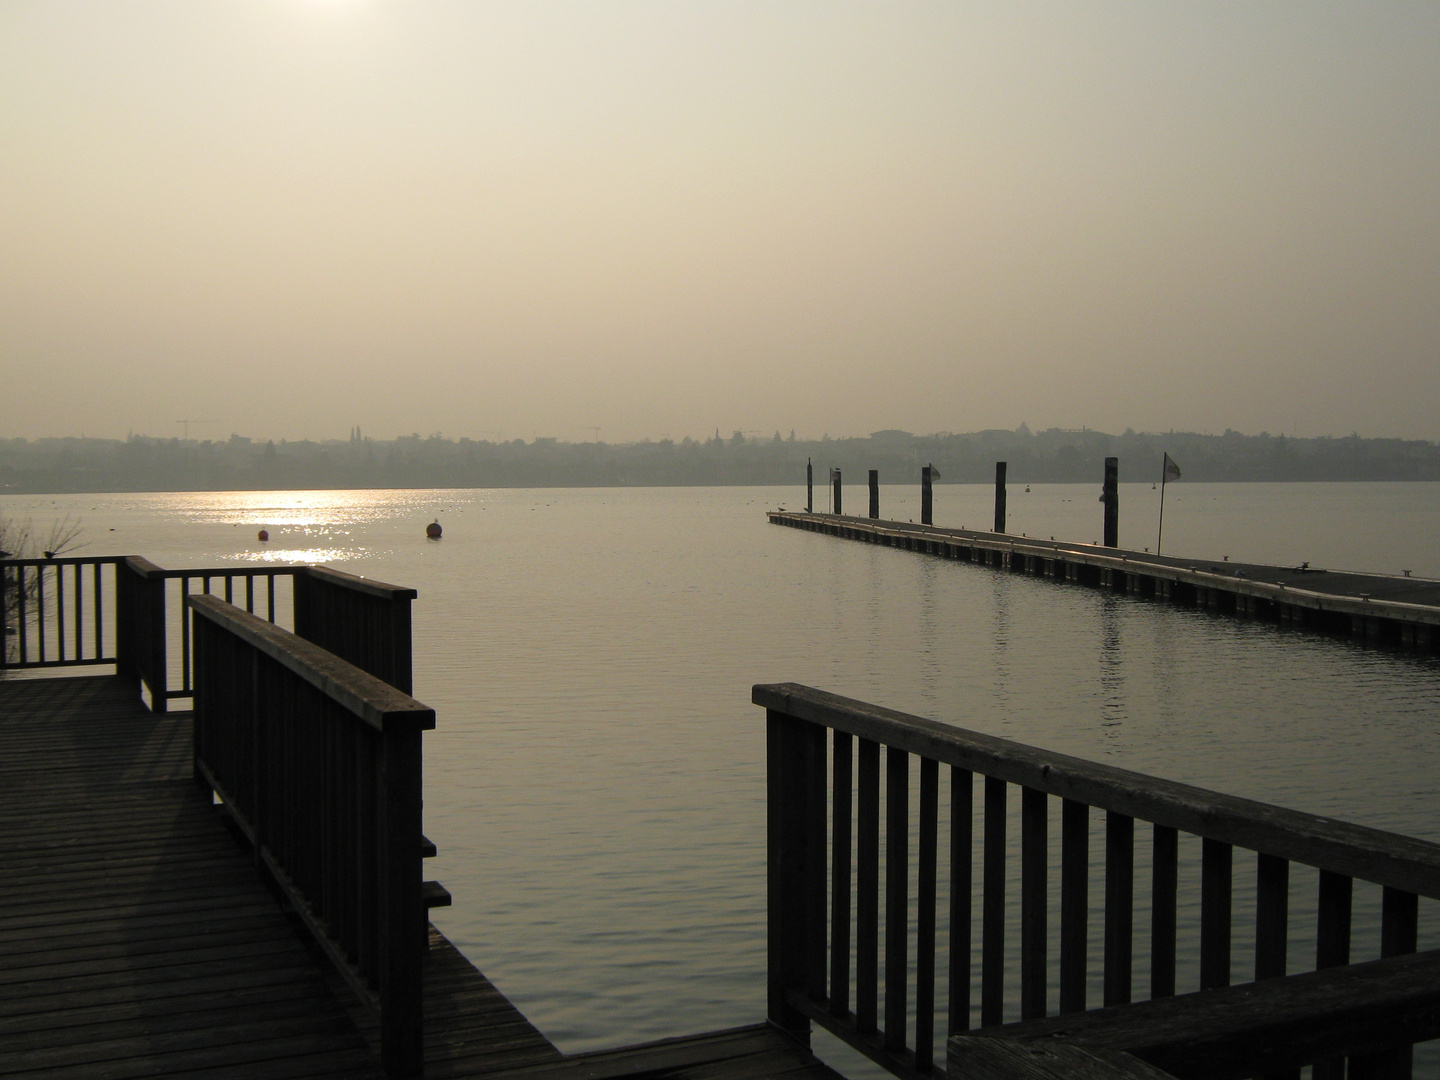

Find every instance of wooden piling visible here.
[869,470,880,519]
[806,459,813,513]
[921,466,933,526]
[832,469,842,516]
[994,462,1007,533]
[1103,457,1119,548]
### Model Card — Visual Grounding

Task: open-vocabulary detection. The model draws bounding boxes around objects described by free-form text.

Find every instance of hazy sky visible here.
[3,2,1437,444]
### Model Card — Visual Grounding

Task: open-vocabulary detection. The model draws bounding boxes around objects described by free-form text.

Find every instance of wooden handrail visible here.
[0,555,123,568]
[759,682,1438,1080]
[191,593,431,730]
[755,683,1440,899]
[2,556,121,671]
[6,555,416,711]
[952,948,1440,1079]
[300,564,417,602]
[294,565,416,693]
[191,594,433,1078]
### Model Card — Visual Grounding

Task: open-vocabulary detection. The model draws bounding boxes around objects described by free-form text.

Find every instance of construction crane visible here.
[175,419,214,440]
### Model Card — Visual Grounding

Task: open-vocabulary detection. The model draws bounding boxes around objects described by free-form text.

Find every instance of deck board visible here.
[0,675,384,1079]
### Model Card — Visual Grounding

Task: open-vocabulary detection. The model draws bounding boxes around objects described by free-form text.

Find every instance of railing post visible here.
[1349,887,1420,1080]
[767,706,827,1044]
[380,718,425,1077]
[0,561,10,671]
[117,557,167,710]
[191,611,208,795]
[146,568,168,713]
[115,561,134,688]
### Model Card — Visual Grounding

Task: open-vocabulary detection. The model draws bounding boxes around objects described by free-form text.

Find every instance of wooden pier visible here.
[768,511,1440,651]
[0,555,844,1080]
[9,551,1440,1079]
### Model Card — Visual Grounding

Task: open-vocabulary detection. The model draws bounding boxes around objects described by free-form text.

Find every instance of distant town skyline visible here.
[6,426,1437,498]
[3,419,1429,448]
[4,3,1438,444]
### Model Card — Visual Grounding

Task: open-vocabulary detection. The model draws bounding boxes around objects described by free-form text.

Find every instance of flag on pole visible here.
[928,462,942,480]
[1157,453,1180,554]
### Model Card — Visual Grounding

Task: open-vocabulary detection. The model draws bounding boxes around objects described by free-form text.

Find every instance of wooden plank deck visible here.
[0,674,387,1079]
[0,675,845,1080]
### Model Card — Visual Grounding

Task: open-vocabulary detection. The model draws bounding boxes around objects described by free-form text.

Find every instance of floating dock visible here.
[768,511,1440,651]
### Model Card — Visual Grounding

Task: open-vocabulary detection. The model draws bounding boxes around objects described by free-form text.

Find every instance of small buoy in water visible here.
[426,519,442,539]
[257,529,269,542]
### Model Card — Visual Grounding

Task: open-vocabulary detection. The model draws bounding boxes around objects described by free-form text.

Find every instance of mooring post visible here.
[920,466,933,525]
[806,458,813,513]
[994,462,1007,533]
[1103,457,1119,547]
[868,470,879,519]
[832,469,842,515]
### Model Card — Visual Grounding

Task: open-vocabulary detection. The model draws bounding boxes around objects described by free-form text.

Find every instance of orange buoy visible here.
[426,519,442,539]
[257,529,269,542]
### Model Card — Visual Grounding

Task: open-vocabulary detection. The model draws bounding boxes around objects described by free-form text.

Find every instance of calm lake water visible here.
[5,482,1440,1071]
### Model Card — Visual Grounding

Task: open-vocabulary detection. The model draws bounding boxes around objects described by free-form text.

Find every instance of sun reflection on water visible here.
[170,489,436,530]
[238,547,355,564]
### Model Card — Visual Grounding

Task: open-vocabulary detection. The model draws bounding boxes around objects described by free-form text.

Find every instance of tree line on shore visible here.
[2,426,1438,494]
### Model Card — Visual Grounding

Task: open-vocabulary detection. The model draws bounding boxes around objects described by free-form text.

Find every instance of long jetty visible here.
[768,511,1440,651]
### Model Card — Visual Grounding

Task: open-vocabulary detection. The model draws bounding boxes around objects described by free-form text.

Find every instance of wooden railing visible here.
[3,556,414,707]
[758,683,1440,1080]
[2,556,122,670]
[115,558,300,711]
[191,594,434,1078]
[295,565,417,694]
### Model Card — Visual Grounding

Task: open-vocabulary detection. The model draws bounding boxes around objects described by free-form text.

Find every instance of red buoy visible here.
[426,520,442,539]
[257,529,269,542]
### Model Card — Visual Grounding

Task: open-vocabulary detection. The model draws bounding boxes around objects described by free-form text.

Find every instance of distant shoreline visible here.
[3,427,1438,494]
[5,478,1440,499]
